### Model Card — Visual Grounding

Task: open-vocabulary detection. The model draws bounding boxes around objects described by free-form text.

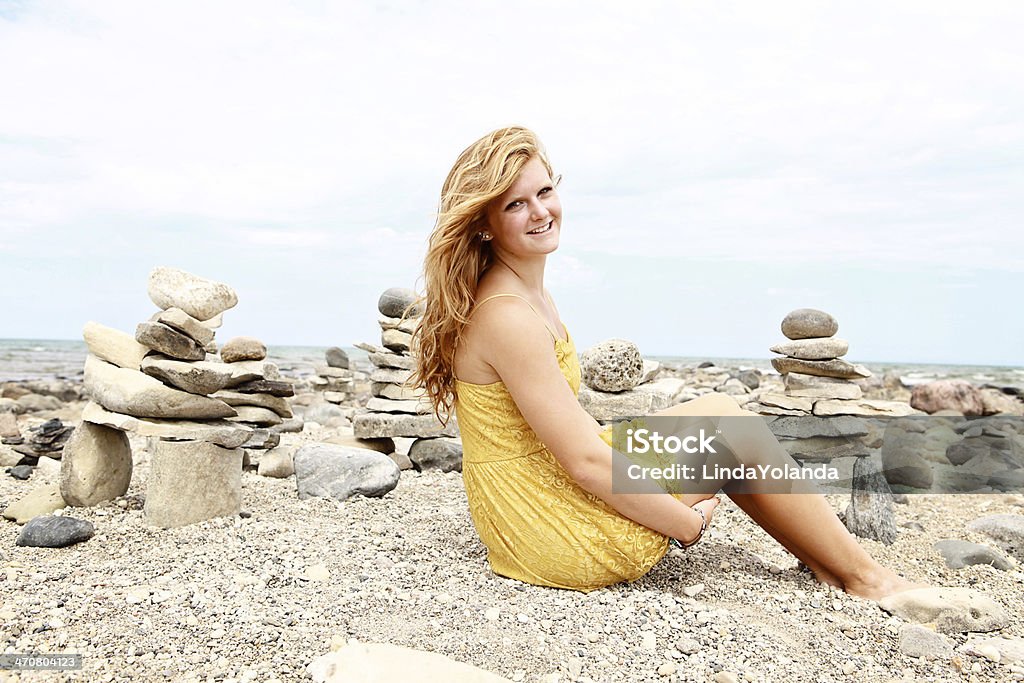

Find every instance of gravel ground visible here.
[2,424,1023,683]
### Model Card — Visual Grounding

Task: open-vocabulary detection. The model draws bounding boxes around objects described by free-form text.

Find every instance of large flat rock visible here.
[84,355,236,419]
[83,321,148,370]
[81,401,251,448]
[147,266,238,321]
[353,412,457,438]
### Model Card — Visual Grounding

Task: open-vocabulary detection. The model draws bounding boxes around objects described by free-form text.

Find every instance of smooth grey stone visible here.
[898,624,954,659]
[220,336,267,363]
[771,357,871,380]
[241,429,280,450]
[882,438,934,489]
[16,515,95,548]
[150,307,215,346]
[581,339,644,393]
[379,314,420,335]
[9,464,33,480]
[844,454,897,544]
[768,416,869,439]
[293,443,400,501]
[136,321,206,361]
[770,337,849,360]
[140,355,235,395]
[368,352,416,370]
[212,391,292,419]
[734,369,760,390]
[59,421,132,507]
[257,447,294,478]
[780,308,838,340]
[147,266,238,321]
[381,329,413,353]
[408,438,462,472]
[378,287,423,318]
[325,347,349,369]
[225,406,283,426]
[967,514,1024,560]
[272,417,305,434]
[934,539,1012,570]
[369,367,414,384]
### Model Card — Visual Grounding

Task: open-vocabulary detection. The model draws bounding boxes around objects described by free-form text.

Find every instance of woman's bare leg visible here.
[653,393,924,600]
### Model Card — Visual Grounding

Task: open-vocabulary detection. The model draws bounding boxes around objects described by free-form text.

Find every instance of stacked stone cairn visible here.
[750,308,924,543]
[312,346,357,406]
[351,287,461,472]
[61,266,279,528]
[577,339,689,421]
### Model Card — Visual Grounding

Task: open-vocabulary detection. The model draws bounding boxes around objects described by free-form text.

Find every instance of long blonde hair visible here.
[411,126,554,422]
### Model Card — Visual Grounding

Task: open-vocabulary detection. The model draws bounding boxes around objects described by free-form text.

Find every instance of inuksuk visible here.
[577,339,688,421]
[60,267,275,528]
[312,346,357,406]
[351,287,461,472]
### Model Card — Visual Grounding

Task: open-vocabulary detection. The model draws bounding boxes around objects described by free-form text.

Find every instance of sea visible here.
[2,339,1023,390]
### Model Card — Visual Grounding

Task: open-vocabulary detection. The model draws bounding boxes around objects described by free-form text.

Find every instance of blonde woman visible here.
[413,126,923,598]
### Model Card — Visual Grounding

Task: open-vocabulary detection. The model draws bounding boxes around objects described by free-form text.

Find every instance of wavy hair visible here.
[410,126,554,423]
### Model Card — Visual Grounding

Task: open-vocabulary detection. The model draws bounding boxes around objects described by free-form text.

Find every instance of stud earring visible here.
[478,232,492,241]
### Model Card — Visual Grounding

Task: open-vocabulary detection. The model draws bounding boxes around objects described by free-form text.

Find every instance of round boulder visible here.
[781,308,839,340]
[581,339,644,393]
[220,337,267,363]
[325,347,349,369]
[911,380,984,416]
[378,287,423,318]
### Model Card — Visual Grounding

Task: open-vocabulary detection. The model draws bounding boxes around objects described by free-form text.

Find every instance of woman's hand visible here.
[680,496,721,546]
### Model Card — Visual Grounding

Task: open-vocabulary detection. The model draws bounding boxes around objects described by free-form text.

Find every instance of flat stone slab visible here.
[366,397,432,414]
[82,401,252,448]
[784,372,863,399]
[213,391,293,418]
[770,337,849,360]
[878,587,1009,634]
[2,482,66,524]
[771,357,871,379]
[353,413,457,439]
[84,355,236,419]
[768,415,869,439]
[83,321,148,370]
[150,307,215,346]
[135,321,206,361]
[813,398,920,417]
[140,355,236,395]
[367,351,416,370]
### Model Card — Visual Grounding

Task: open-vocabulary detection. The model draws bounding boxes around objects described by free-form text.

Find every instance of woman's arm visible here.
[476,300,710,543]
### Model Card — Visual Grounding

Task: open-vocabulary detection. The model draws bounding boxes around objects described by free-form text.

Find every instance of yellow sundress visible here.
[454,294,670,592]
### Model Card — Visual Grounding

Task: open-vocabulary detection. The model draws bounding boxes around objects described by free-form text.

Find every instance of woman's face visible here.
[484,156,562,257]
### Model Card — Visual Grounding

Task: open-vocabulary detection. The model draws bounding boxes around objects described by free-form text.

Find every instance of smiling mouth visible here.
[527,221,553,235]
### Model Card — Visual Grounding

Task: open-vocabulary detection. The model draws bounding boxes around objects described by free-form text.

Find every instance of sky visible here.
[1,0,1021,366]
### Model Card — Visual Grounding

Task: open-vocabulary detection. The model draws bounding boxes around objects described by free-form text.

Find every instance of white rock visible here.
[83,321,148,370]
[147,266,238,321]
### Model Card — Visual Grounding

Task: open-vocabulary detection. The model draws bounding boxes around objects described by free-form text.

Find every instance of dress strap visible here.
[475,293,561,343]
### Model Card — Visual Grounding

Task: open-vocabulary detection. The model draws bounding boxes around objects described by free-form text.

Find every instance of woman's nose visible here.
[530,200,551,221]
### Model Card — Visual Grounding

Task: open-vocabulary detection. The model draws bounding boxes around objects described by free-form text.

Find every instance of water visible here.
[1,339,1021,389]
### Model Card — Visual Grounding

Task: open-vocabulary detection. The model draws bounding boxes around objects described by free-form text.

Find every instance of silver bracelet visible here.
[671,506,707,549]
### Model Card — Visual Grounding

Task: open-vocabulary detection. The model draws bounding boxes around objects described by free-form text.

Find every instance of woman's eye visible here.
[539,186,553,195]
[505,200,523,210]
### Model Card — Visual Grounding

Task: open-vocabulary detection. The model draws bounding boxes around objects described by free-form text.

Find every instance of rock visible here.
[813,398,919,417]
[147,266,238,321]
[734,369,759,390]
[325,347,350,369]
[881,438,934,490]
[229,379,295,397]
[241,428,280,450]
[201,312,223,328]
[15,394,62,412]
[353,413,457,439]
[844,454,897,543]
[911,380,985,416]
[135,321,206,361]
[781,436,871,461]
[366,397,432,414]
[371,382,424,401]
[640,360,661,384]
[2,482,66,524]
[140,355,235,395]
[768,416,869,439]
[293,444,400,501]
[144,440,243,528]
[967,514,1024,561]
[84,355,236,419]
[226,406,283,426]
[578,385,673,421]
[379,315,420,335]
[978,388,1024,416]
[81,402,251,448]
[213,390,293,418]
[784,372,863,399]
[368,352,417,370]
[963,636,1024,664]
[581,339,644,392]
[16,515,95,548]
[82,321,149,370]
[781,308,838,340]
[878,587,1008,634]
[771,357,871,379]
[9,464,33,479]
[24,418,74,456]
[755,393,815,412]
[370,367,414,384]
[770,337,849,360]
[934,540,1012,571]
[221,337,267,363]
[307,640,510,683]
[59,421,132,507]
[898,624,954,659]
[408,438,462,472]
[258,447,295,478]
[0,412,19,437]
[1,445,23,467]
[381,329,414,353]
[378,287,424,318]
[150,307,215,346]
[323,434,395,454]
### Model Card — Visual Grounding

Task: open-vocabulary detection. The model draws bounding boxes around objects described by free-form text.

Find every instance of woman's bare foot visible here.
[842,567,929,602]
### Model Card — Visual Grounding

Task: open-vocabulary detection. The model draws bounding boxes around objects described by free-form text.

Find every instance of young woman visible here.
[413,126,923,599]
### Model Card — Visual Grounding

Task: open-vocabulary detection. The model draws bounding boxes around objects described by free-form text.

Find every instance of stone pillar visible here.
[60,422,133,506]
[144,439,242,528]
